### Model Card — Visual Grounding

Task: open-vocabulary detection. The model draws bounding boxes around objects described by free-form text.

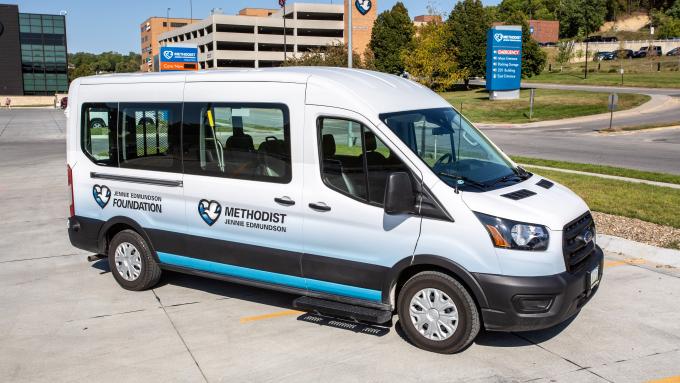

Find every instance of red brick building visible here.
[528,20,559,44]
[492,20,559,44]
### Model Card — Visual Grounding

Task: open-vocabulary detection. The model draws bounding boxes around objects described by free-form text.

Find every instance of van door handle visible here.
[308,202,331,212]
[274,196,296,206]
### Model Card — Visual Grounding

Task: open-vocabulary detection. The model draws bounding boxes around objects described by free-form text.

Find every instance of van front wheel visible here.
[108,230,161,291]
[397,271,480,353]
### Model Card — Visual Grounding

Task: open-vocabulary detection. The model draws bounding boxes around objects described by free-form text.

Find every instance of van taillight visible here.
[67,165,75,217]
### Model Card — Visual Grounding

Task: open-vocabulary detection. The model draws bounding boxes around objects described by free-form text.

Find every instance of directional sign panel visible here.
[486,26,523,91]
[159,46,199,72]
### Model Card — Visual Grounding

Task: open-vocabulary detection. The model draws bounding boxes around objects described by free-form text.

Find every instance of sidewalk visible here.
[478,94,680,129]
[522,163,680,189]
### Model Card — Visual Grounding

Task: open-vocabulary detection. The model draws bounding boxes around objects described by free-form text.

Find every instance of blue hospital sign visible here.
[159,46,199,72]
[486,26,523,91]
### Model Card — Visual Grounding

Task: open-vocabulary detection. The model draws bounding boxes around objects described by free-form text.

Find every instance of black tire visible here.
[108,229,161,291]
[397,271,480,354]
[89,119,106,129]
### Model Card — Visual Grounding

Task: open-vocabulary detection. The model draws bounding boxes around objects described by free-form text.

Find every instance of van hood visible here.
[460,175,589,231]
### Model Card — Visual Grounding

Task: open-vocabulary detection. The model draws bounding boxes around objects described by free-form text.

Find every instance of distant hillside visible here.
[599,13,650,33]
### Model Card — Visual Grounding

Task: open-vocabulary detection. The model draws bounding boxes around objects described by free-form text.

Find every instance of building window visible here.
[170,22,187,28]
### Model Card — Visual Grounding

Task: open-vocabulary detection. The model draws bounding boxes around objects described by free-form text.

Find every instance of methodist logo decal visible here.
[494,33,504,42]
[93,184,111,209]
[198,199,222,226]
[355,0,372,15]
[163,50,174,60]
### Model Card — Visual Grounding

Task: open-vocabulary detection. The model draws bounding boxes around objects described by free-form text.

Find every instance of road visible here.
[2,109,680,382]
[467,80,680,174]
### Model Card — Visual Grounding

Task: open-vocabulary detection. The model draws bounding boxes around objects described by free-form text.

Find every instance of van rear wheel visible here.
[397,271,480,354]
[108,230,161,291]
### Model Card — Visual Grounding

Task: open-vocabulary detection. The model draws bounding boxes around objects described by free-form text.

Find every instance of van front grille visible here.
[562,212,596,273]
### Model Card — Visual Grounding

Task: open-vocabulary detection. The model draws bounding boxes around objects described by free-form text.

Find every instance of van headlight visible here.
[474,212,550,251]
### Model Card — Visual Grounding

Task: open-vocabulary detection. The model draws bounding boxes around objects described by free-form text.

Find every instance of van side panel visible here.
[70,82,188,259]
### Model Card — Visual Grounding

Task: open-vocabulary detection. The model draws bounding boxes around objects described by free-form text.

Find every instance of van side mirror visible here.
[384,172,415,215]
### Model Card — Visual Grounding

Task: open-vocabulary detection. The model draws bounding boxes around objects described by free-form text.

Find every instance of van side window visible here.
[118,103,182,172]
[182,103,291,183]
[318,118,410,205]
[81,103,118,166]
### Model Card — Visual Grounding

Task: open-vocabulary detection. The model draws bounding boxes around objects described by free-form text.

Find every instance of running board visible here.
[293,296,392,324]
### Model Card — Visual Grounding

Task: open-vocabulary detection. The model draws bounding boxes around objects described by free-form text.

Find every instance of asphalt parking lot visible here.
[1,109,679,382]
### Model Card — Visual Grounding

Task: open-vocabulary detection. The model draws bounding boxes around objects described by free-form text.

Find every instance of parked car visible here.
[667,47,680,56]
[634,46,662,58]
[611,49,634,59]
[594,51,614,61]
[584,35,618,43]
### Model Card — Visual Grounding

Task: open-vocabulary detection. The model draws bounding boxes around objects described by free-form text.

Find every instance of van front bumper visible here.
[474,245,604,332]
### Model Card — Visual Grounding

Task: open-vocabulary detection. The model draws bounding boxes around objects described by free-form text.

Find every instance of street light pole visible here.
[283,2,287,63]
[348,0,353,68]
[189,0,193,22]
[584,5,589,79]
[166,8,170,30]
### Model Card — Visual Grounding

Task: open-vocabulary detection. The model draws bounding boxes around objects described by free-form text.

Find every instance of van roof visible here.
[77,67,450,115]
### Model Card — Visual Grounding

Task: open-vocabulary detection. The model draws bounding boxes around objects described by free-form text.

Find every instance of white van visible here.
[67,68,602,353]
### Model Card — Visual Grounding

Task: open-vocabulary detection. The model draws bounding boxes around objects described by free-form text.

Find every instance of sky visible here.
[6,0,501,54]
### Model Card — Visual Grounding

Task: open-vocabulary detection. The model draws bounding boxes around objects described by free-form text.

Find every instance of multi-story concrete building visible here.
[140,16,195,71]
[157,1,376,69]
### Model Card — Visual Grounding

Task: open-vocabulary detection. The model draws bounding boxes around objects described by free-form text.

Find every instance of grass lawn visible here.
[525,71,680,88]
[512,156,680,185]
[529,55,680,88]
[439,87,649,124]
[525,167,680,229]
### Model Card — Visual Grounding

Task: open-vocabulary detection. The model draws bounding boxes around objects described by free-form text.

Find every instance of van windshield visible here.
[380,107,527,191]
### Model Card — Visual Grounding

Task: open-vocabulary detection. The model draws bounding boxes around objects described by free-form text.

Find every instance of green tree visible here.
[666,0,680,18]
[369,2,415,74]
[652,10,680,39]
[403,22,464,91]
[446,0,489,87]
[282,43,362,67]
[496,0,558,20]
[68,51,141,81]
[555,41,575,71]
[557,0,608,38]
[505,12,547,77]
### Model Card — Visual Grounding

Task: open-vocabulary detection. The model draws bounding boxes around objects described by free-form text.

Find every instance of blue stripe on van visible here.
[157,252,382,302]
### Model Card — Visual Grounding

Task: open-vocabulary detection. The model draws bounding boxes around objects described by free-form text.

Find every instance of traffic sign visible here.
[159,46,199,72]
[608,93,618,111]
[486,26,523,92]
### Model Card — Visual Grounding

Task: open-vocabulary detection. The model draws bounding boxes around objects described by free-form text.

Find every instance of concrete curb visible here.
[477,94,677,130]
[521,164,680,189]
[598,234,680,268]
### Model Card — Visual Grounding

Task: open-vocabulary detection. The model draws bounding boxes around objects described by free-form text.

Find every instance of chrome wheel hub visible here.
[409,288,459,341]
[114,242,142,281]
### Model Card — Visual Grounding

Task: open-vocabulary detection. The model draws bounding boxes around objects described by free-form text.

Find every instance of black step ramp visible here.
[293,296,392,324]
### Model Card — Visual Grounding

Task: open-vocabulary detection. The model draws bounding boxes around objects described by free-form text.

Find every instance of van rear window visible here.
[118,103,182,173]
[81,103,118,166]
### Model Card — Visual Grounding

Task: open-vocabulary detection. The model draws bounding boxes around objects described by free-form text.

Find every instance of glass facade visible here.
[18,13,68,95]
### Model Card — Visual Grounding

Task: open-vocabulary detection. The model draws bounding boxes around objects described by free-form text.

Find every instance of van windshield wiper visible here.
[487,168,531,188]
[437,172,487,191]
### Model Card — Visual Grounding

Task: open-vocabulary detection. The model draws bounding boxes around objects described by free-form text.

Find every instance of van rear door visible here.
[301,105,423,303]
